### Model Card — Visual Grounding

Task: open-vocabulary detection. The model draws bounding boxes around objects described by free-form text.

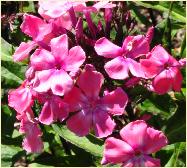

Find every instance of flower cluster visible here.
[8,1,185,167]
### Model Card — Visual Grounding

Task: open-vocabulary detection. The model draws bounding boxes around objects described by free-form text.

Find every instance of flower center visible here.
[127,41,133,51]
[55,64,61,70]
[135,150,142,157]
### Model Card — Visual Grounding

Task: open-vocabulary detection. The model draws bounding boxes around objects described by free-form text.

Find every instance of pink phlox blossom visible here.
[63,64,128,138]
[94,28,153,80]
[31,34,86,96]
[140,45,183,94]
[8,79,34,114]
[35,92,69,125]
[19,111,43,153]
[102,120,168,167]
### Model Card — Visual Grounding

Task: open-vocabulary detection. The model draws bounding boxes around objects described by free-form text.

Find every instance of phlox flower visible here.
[8,79,34,113]
[19,110,43,153]
[64,64,128,138]
[140,45,183,94]
[102,120,168,167]
[94,27,154,80]
[31,34,85,96]
[36,92,69,125]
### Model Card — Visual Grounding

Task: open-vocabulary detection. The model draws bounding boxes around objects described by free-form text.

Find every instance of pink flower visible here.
[8,80,34,113]
[64,64,128,138]
[95,32,150,79]
[31,34,86,96]
[36,92,69,125]
[102,120,168,167]
[140,45,183,94]
[19,111,43,153]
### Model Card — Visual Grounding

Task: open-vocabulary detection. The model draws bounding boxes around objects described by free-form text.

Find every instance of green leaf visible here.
[1,144,22,167]
[21,1,36,13]
[165,142,186,167]
[132,1,186,23]
[52,124,104,157]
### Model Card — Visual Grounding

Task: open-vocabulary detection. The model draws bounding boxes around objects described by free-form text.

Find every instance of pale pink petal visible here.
[51,69,73,96]
[152,70,172,94]
[149,45,170,64]
[67,109,92,136]
[93,1,116,10]
[39,101,55,125]
[140,59,163,78]
[50,34,68,63]
[23,136,43,153]
[8,82,33,113]
[120,120,148,150]
[31,49,55,71]
[13,41,36,62]
[93,109,116,138]
[63,46,86,71]
[103,137,134,164]
[104,57,129,79]
[101,87,128,115]
[169,67,183,92]
[95,37,123,58]
[52,14,72,30]
[143,127,168,154]
[63,87,87,112]
[20,14,52,41]
[127,58,145,78]
[33,69,55,93]
[77,65,104,100]
[143,155,161,167]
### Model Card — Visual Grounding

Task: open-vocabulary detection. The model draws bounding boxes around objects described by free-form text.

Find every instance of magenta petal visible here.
[143,155,161,167]
[152,70,172,94]
[23,136,43,153]
[120,120,148,150]
[21,14,52,41]
[103,137,134,164]
[13,41,36,62]
[140,59,163,78]
[67,109,92,136]
[101,87,128,115]
[63,46,86,71]
[95,37,123,58]
[31,49,55,71]
[64,87,87,112]
[51,69,73,96]
[149,45,170,64]
[93,109,115,138]
[50,34,68,63]
[169,67,183,92]
[143,127,168,154]
[8,83,33,113]
[39,101,55,125]
[127,58,145,78]
[77,66,104,100]
[34,69,55,93]
[104,57,129,79]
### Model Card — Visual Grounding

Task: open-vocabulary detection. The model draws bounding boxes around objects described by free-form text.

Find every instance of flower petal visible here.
[67,109,92,136]
[31,49,55,71]
[120,120,148,150]
[33,69,55,93]
[104,57,129,79]
[93,109,115,138]
[102,137,134,164]
[63,46,86,71]
[51,69,73,96]
[39,101,55,125]
[152,70,172,95]
[63,87,87,112]
[50,34,68,63]
[95,37,123,58]
[77,65,104,100]
[143,155,161,167]
[101,87,128,115]
[13,41,36,62]
[143,127,168,154]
